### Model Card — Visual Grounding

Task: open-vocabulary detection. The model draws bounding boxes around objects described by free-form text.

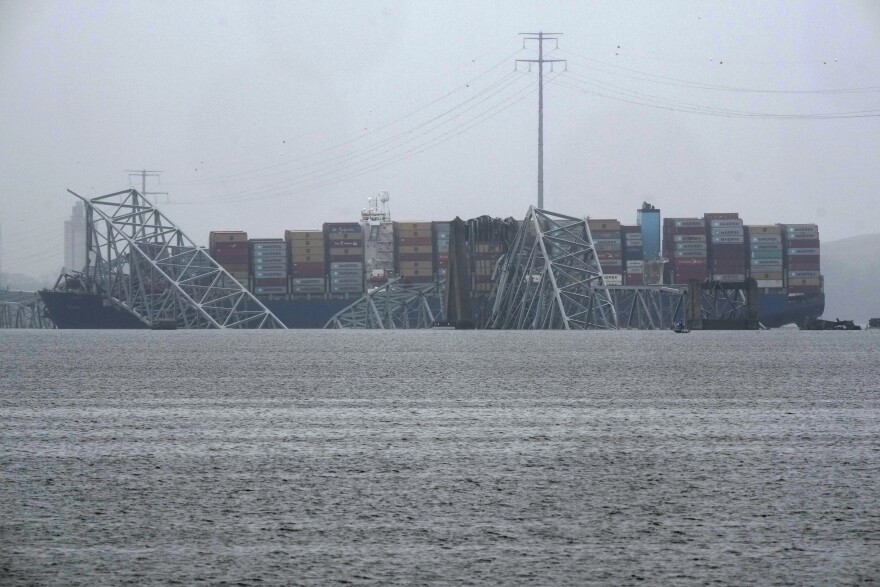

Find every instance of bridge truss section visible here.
[599,285,687,330]
[0,291,53,329]
[325,278,443,329]
[72,188,285,329]
[489,207,618,330]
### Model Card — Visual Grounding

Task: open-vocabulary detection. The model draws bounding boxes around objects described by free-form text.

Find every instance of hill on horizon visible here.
[820,233,880,325]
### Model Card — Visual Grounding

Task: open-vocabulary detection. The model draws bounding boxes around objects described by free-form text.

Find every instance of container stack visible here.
[394,221,435,284]
[663,218,708,284]
[250,238,288,296]
[745,225,784,288]
[325,223,364,295]
[208,231,249,287]
[588,219,623,286]
[286,230,326,296]
[706,213,746,282]
[783,224,821,294]
[621,225,644,285]
[433,222,450,281]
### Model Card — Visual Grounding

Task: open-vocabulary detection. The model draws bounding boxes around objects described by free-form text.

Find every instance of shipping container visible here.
[592,230,622,239]
[285,230,323,240]
[324,223,362,234]
[708,218,743,227]
[254,271,285,279]
[254,286,287,295]
[675,250,708,258]
[675,242,707,250]
[673,219,705,228]
[747,225,782,235]
[750,235,783,243]
[756,280,785,288]
[587,219,621,231]
[711,274,746,282]
[704,213,740,221]
[672,235,707,243]
[788,270,820,278]
[787,247,820,256]
[603,274,623,285]
[785,238,820,248]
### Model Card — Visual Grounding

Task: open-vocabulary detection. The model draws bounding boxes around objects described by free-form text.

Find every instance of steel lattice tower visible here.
[489,206,618,329]
[71,188,286,329]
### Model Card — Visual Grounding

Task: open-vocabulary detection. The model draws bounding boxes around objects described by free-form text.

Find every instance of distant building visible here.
[64,201,87,272]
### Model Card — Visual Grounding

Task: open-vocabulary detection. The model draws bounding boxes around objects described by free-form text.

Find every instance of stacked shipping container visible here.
[588,219,623,286]
[745,225,784,288]
[663,218,708,284]
[621,225,643,285]
[286,230,326,295]
[250,238,287,296]
[208,231,249,287]
[325,223,364,295]
[783,224,821,294]
[706,213,746,282]
[394,222,435,284]
[434,222,450,281]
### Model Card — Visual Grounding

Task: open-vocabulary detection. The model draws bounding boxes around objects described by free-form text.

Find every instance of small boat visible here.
[673,321,690,334]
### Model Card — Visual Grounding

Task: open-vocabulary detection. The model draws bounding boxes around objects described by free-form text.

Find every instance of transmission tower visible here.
[517,32,566,210]
[125,169,168,205]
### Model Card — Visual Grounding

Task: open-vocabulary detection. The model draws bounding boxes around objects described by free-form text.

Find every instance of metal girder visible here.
[325,278,443,329]
[489,206,618,329]
[600,285,687,330]
[72,188,285,329]
[0,291,53,329]
[691,280,755,322]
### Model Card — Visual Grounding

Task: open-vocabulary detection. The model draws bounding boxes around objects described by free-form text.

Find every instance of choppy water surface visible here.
[2,329,879,585]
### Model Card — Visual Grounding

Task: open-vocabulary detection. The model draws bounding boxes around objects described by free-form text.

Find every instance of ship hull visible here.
[40,289,825,329]
[38,290,147,329]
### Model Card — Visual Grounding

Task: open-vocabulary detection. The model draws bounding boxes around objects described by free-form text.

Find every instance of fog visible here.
[2,0,879,280]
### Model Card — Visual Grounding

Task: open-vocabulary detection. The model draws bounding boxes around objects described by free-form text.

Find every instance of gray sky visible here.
[2,0,879,278]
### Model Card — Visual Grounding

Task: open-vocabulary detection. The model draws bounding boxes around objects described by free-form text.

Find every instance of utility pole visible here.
[517,32,565,210]
[125,169,168,206]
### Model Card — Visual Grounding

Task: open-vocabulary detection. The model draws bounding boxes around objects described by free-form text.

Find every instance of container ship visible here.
[42,199,824,329]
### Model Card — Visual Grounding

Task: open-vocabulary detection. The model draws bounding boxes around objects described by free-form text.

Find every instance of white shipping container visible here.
[291,286,325,294]
[750,235,782,243]
[711,228,745,236]
[756,280,785,288]
[710,219,744,228]
[676,242,707,250]
[675,250,708,258]
[603,274,623,285]
[254,286,286,294]
[330,262,363,270]
[674,219,705,228]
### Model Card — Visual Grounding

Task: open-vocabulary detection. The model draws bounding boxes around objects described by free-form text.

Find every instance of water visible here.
[2,329,879,585]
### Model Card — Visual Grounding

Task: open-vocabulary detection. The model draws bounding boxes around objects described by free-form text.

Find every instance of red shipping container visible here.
[673,257,707,266]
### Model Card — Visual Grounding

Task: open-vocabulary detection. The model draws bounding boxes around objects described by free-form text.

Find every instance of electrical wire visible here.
[554,70,880,119]
[163,44,527,187]
[558,48,880,95]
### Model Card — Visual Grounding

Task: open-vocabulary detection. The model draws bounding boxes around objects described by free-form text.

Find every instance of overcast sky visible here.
[2,0,879,278]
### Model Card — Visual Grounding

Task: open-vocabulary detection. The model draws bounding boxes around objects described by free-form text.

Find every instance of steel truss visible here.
[489,206,618,329]
[601,285,687,330]
[693,280,752,322]
[72,188,285,329]
[325,278,443,329]
[0,291,53,329]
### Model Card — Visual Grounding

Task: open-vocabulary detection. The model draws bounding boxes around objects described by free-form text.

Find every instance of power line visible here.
[163,45,527,187]
[518,32,566,209]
